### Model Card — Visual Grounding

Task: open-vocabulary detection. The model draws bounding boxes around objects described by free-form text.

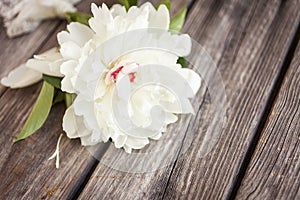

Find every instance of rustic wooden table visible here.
[0,0,299,199]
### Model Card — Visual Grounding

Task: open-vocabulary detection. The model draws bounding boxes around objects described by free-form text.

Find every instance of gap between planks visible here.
[228,16,300,200]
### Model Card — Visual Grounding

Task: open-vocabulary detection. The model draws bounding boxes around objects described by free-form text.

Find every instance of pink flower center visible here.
[111,66,123,83]
[110,66,136,83]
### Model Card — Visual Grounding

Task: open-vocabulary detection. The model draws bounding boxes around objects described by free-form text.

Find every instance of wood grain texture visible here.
[163,0,300,199]
[139,0,192,16]
[235,32,300,199]
[79,0,300,199]
[0,0,116,199]
[1,0,299,199]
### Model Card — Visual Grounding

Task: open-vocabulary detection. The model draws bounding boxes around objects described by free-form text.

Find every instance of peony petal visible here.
[60,60,78,75]
[57,31,70,46]
[61,76,75,93]
[123,145,132,153]
[91,3,101,18]
[165,113,178,124]
[26,48,64,77]
[149,132,162,140]
[58,23,94,47]
[67,22,94,47]
[89,3,113,36]
[122,50,178,66]
[62,105,79,138]
[125,136,149,149]
[114,134,127,148]
[49,59,65,77]
[33,47,61,60]
[80,135,100,146]
[110,4,126,17]
[1,63,42,88]
[63,105,91,139]
[60,41,81,59]
[73,95,101,135]
[148,5,170,29]
[179,68,201,94]
[126,5,149,30]
[89,131,103,144]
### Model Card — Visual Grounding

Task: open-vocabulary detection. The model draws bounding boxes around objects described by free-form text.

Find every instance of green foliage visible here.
[177,57,188,68]
[64,93,75,108]
[43,74,62,89]
[42,75,75,107]
[53,90,65,105]
[156,0,170,10]
[119,0,138,11]
[65,12,92,26]
[169,7,187,32]
[15,81,54,142]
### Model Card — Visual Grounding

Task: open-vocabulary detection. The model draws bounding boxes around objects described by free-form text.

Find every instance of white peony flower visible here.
[1,2,201,153]
[59,3,201,153]
[0,0,81,37]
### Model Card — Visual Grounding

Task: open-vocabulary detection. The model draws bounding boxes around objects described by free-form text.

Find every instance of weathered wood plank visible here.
[79,0,300,199]
[163,0,300,199]
[0,0,117,199]
[139,0,192,16]
[235,31,300,199]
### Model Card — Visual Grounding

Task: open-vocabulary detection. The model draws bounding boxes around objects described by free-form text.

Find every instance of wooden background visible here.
[0,0,299,199]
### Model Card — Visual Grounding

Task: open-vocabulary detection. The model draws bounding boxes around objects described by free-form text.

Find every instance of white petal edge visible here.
[179,68,202,94]
[1,63,42,88]
[148,4,170,30]
[63,105,92,139]
[26,48,64,77]
[57,22,94,47]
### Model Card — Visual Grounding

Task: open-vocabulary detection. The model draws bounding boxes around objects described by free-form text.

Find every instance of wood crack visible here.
[228,12,300,200]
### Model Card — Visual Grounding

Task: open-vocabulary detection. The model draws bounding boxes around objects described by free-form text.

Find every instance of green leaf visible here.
[53,90,65,105]
[119,0,138,11]
[15,81,54,142]
[169,7,187,32]
[65,12,92,26]
[177,57,188,68]
[43,74,62,89]
[156,0,170,10]
[65,93,75,108]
